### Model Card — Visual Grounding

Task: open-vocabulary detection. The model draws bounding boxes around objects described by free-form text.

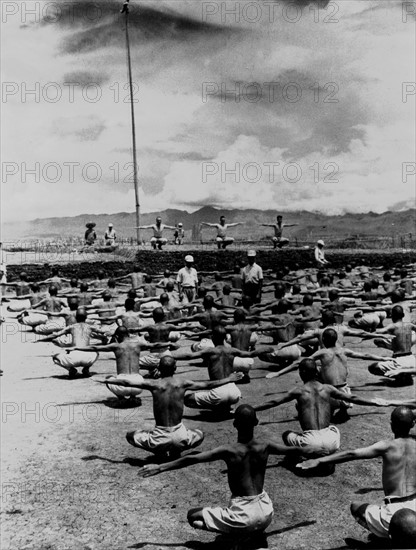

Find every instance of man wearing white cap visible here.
[315,240,329,267]
[173,223,185,245]
[241,250,263,304]
[104,223,117,246]
[177,255,198,304]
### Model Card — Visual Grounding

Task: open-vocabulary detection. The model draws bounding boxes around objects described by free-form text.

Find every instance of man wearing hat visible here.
[177,255,198,304]
[241,250,263,304]
[173,223,185,245]
[315,239,329,267]
[84,222,97,246]
[104,223,117,246]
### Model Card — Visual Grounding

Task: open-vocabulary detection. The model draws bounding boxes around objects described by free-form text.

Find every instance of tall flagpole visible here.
[121,0,140,244]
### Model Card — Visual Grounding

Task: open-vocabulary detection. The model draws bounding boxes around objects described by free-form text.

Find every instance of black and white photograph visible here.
[1,1,416,549]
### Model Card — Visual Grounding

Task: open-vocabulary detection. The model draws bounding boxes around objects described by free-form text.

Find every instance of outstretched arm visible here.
[138,446,231,477]
[329,386,387,407]
[255,390,298,412]
[344,349,389,362]
[298,440,389,470]
[183,372,243,391]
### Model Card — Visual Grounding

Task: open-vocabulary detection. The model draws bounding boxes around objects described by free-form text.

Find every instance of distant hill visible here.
[2,207,415,242]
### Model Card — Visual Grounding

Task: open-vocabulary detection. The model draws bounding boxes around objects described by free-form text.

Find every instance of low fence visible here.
[3,233,415,254]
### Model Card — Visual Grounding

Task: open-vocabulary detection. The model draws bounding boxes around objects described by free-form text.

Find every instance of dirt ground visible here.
[1,303,415,550]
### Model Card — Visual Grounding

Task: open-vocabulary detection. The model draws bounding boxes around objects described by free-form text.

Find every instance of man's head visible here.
[152,307,165,323]
[276,215,282,223]
[391,289,405,304]
[371,278,379,289]
[390,406,415,437]
[166,281,175,292]
[219,216,226,225]
[80,282,88,293]
[234,308,246,324]
[19,271,28,282]
[363,281,372,292]
[338,271,346,280]
[383,271,391,282]
[223,284,231,295]
[203,295,215,310]
[127,289,137,299]
[292,283,301,295]
[107,278,116,289]
[49,285,58,297]
[163,270,171,278]
[321,310,336,327]
[75,307,87,323]
[212,326,227,346]
[214,272,222,281]
[320,277,330,287]
[68,296,79,311]
[241,295,252,310]
[145,274,152,283]
[322,327,338,348]
[391,305,405,323]
[159,293,169,306]
[184,255,194,267]
[299,358,318,383]
[234,404,258,431]
[328,289,339,302]
[97,269,105,280]
[317,240,324,248]
[247,250,256,265]
[159,356,177,378]
[102,290,112,302]
[124,298,135,312]
[303,294,313,306]
[31,283,40,293]
[276,299,290,314]
[108,223,113,228]
[389,509,416,549]
[274,283,286,299]
[234,264,241,274]
[113,326,129,343]
[156,216,162,225]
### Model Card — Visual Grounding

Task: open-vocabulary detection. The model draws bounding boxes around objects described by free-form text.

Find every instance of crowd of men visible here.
[2,252,416,548]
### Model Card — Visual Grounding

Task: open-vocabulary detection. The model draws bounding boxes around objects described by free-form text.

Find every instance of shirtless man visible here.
[87,290,118,337]
[115,265,148,290]
[260,215,298,249]
[135,307,184,377]
[37,308,104,378]
[74,326,171,401]
[267,328,387,418]
[174,326,273,415]
[105,356,242,458]
[7,282,45,313]
[21,285,67,334]
[138,404,315,542]
[2,272,32,311]
[366,305,416,385]
[137,217,176,250]
[298,406,416,541]
[200,216,243,249]
[256,358,384,460]
[117,298,144,333]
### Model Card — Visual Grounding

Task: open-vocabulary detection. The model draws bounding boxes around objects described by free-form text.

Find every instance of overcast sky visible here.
[2,0,415,222]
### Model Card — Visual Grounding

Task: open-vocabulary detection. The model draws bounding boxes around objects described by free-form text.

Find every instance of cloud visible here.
[2,0,415,222]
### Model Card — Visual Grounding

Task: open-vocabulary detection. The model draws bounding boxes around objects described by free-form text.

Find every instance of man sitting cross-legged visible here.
[137,404,317,544]
[104,356,243,459]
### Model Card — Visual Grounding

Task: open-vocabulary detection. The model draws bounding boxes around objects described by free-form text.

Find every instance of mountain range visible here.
[2,206,415,242]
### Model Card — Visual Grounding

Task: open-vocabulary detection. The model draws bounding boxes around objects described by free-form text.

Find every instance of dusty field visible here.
[1,303,415,550]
